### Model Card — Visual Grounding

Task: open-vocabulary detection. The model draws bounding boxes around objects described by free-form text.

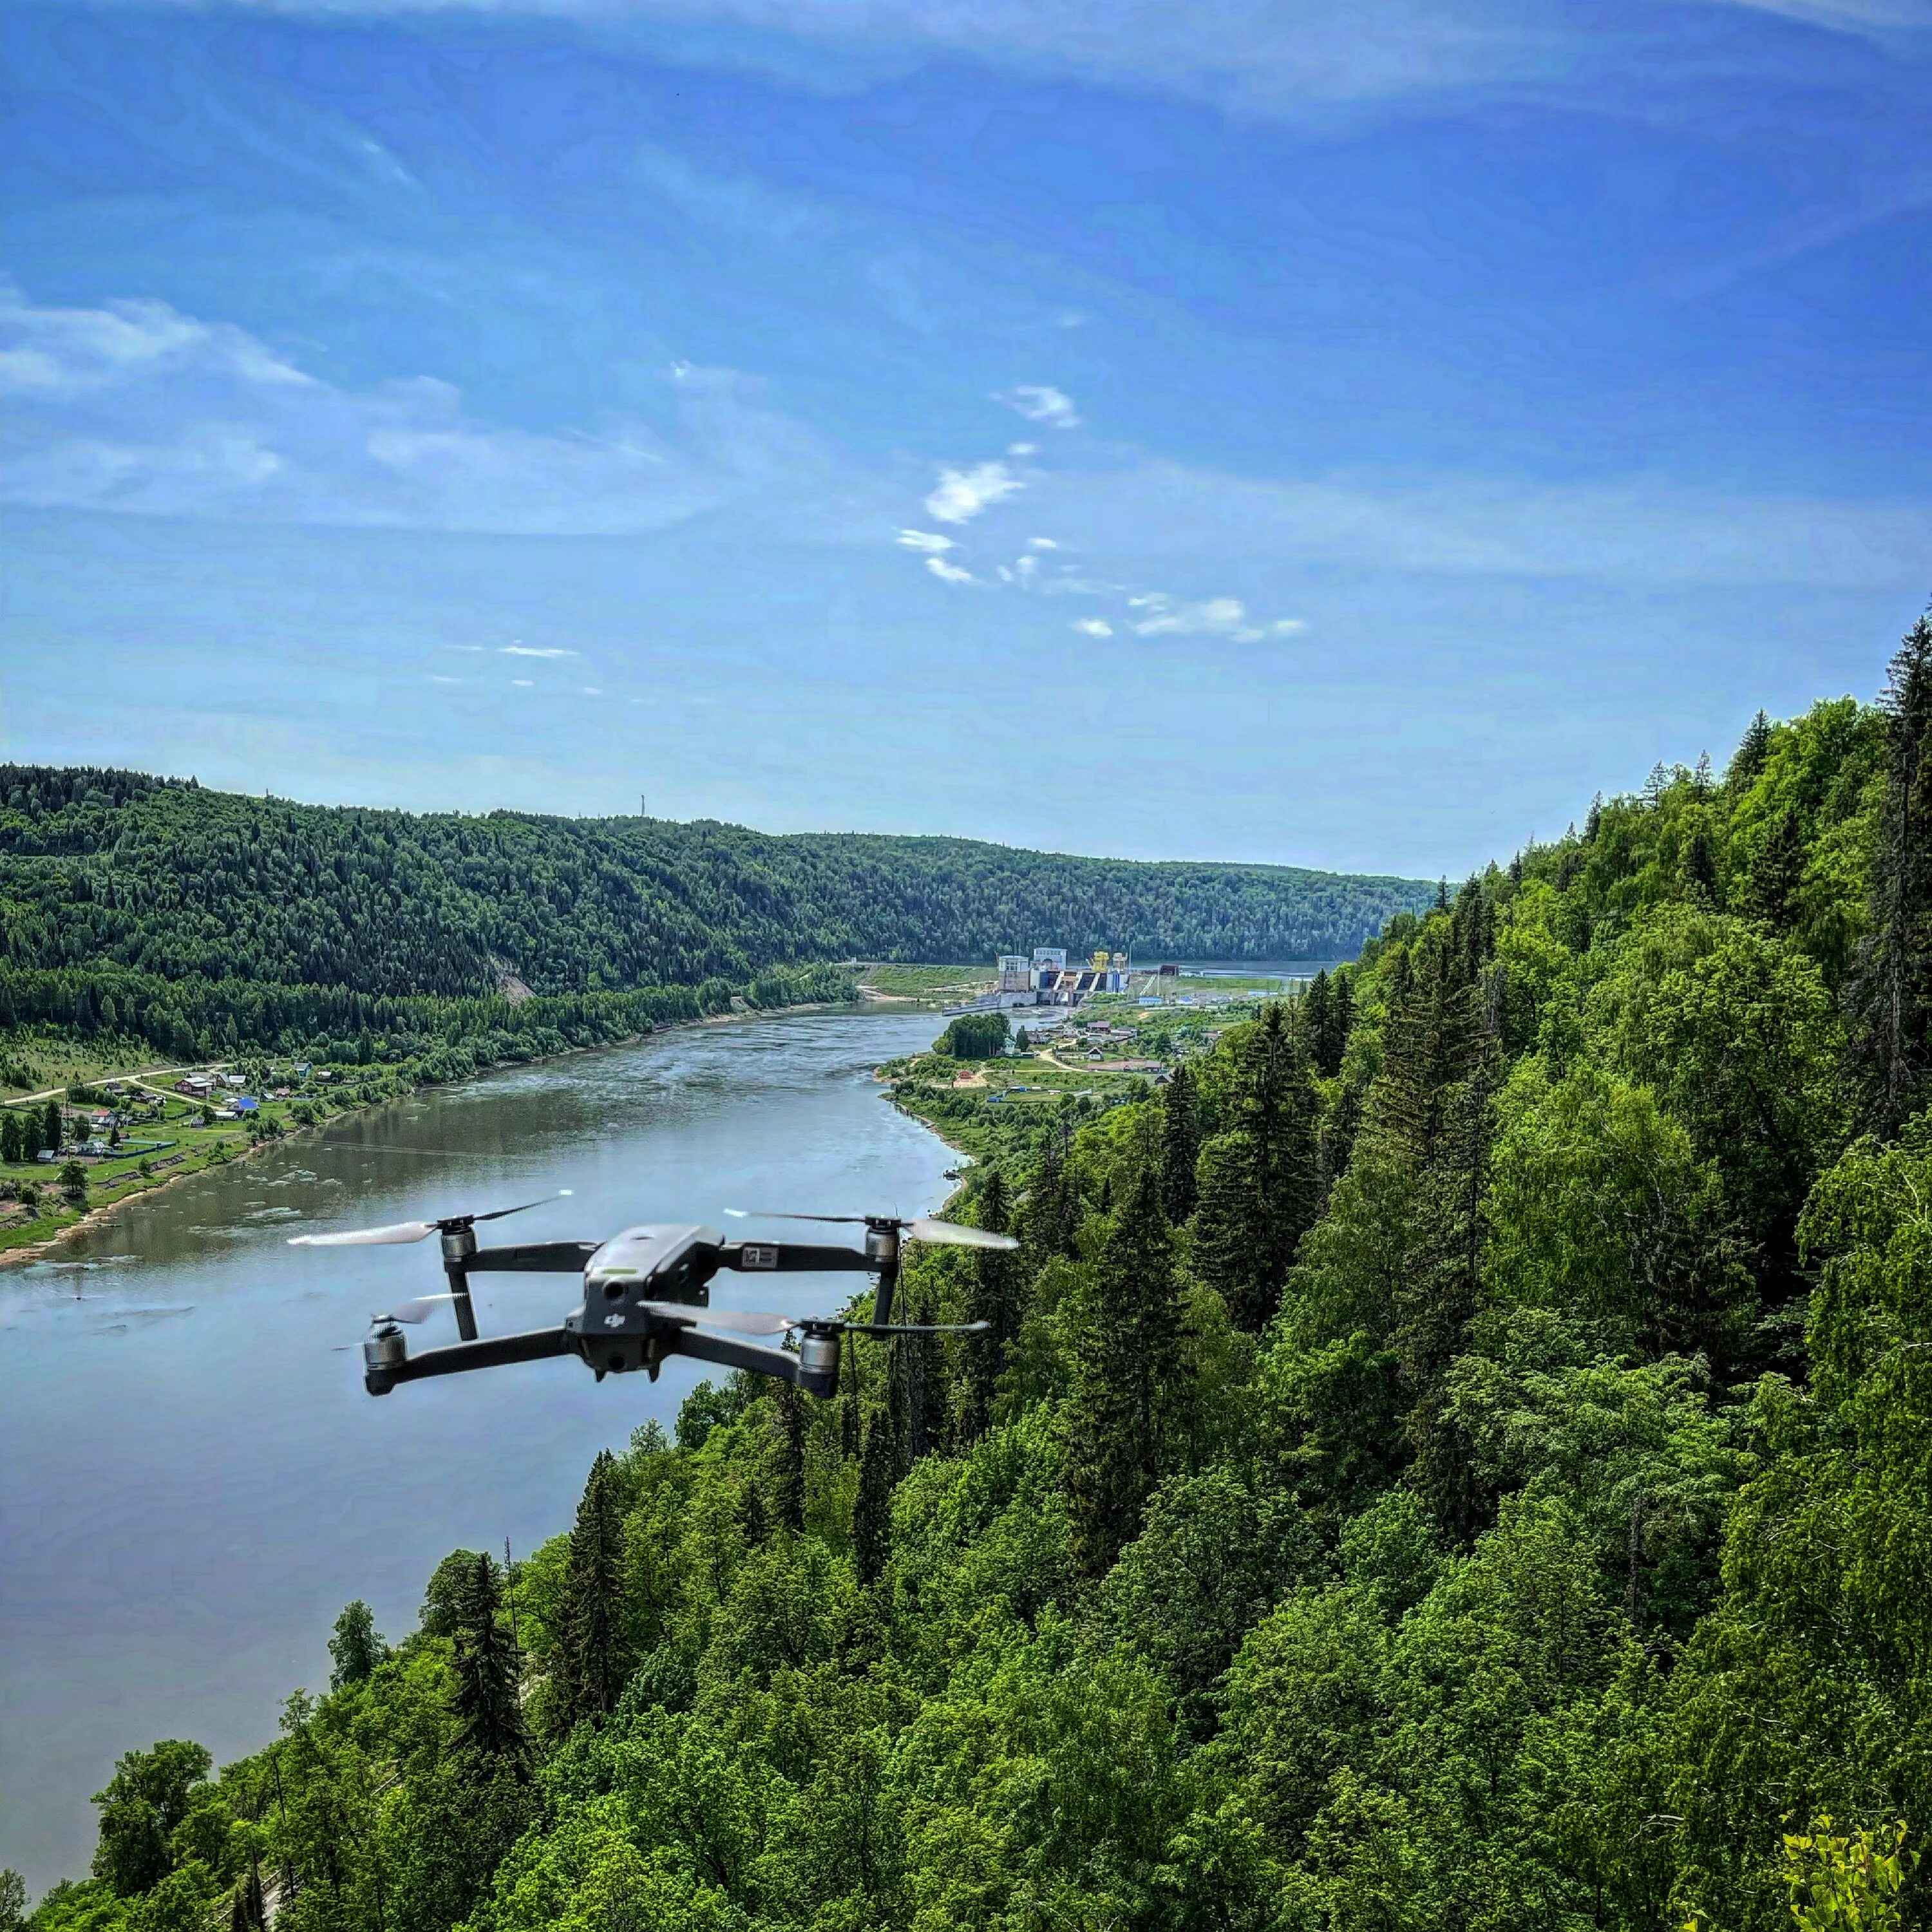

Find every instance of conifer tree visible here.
[1065,1168,1183,1580]
[327,1602,386,1691]
[1846,611,1932,1137]
[1191,1130,1264,1325]
[450,1553,529,1777]
[962,1170,1023,1439]
[1681,815,1721,905]
[1745,808,1805,930]
[1728,706,1772,787]
[1396,970,1506,1540]
[1021,1135,1081,1262]
[773,1382,806,1534]
[1157,1061,1202,1222]
[554,1450,630,1730]
[853,1411,893,1586]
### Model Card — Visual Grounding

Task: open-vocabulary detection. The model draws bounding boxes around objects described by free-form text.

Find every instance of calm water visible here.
[0,1011,952,1893]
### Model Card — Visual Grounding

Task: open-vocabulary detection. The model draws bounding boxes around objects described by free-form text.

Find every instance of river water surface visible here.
[0,1010,952,1893]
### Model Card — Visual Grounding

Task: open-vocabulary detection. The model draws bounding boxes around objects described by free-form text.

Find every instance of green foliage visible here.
[327,1602,387,1691]
[1781,1817,1917,1931]
[44,639,1932,1932]
[933,1011,1008,1059]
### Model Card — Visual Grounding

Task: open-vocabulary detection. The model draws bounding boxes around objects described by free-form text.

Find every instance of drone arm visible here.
[364,1325,573,1396]
[717,1240,875,1274]
[466,1240,603,1273]
[663,1325,840,1399]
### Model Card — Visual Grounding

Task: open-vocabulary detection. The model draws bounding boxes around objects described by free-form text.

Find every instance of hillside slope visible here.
[0,770,1429,1001]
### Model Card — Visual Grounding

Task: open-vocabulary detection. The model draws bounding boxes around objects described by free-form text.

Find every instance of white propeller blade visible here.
[382,1296,457,1323]
[907,1218,1019,1251]
[291,1220,438,1247]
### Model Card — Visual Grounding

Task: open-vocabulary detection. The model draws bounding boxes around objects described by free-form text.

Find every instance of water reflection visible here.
[0,1010,949,1892]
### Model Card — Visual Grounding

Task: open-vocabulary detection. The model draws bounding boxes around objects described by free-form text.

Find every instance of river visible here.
[0,1010,954,1893]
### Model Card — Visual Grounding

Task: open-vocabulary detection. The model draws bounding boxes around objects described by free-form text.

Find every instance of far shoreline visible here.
[1,998,948,1270]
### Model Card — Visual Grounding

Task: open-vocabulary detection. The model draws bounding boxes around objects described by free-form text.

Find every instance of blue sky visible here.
[2,0,1927,876]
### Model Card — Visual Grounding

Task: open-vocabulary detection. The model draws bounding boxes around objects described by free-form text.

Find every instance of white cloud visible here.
[1128,594,1307,641]
[510,677,535,687]
[1002,384,1081,430]
[0,284,314,397]
[580,686,603,695]
[924,460,1021,525]
[0,285,863,536]
[427,674,460,684]
[1072,617,1114,636]
[1007,442,1037,457]
[925,555,974,583]
[500,644,579,658]
[1028,536,1058,549]
[896,527,955,551]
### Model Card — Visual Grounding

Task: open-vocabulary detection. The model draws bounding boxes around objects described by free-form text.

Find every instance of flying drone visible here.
[288,1192,1014,1400]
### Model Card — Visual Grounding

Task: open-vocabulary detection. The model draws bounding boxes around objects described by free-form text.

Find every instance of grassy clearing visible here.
[856,963,999,1005]
[0,1028,201,1100]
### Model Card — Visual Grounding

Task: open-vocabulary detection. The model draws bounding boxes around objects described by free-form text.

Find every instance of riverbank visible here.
[0,992,871,1267]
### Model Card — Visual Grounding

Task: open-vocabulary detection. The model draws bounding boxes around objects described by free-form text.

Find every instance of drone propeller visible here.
[289,1189,573,1248]
[376,1295,461,1325]
[724,1209,1018,1253]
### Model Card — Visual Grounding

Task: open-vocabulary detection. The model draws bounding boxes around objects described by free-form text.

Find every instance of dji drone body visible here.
[289,1197,1005,1400]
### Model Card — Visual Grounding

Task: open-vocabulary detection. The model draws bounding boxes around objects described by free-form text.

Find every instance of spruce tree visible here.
[1744,810,1804,930]
[1846,611,1932,1137]
[962,1171,1023,1439]
[773,1383,806,1534]
[1728,706,1772,788]
[1157,1061,1202,1222]
[327,1602,386,1690]
[853,1411,893,1586]
[1191,1131,1264,1327]
[1396,969,1506,1542]
[450,1553,529,1777]
[1021,1135,1081,1262]
[555,1450,630,1730]
[1064,1168,1183,1580]
[1681,816,1721,905]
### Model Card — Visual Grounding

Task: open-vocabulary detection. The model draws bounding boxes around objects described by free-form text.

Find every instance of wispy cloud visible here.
[925,555,974,583]
[1001,384,1081,430]
[1072,617,1113,636]
[500,644,579,658]
[1129,594,1306,641]
[896,528,955,551]
[924,460,1022,525]
[0,285,861,537]
[1028,536,1058,549]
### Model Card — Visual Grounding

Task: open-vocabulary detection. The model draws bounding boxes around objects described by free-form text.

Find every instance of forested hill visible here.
[0,770,1427,998]
[15,616,1931,1932]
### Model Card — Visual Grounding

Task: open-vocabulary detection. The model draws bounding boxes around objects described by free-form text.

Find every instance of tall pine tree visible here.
[450,1553,529,1778]
[1846,611,1932,1137]
[772,1383,806,1534]
[554,1450,630,1731]
[1065,1168,1184,1580]
[1158,1061,1202,1223]
[853,1410,893,1587]
[962,1170,1024,1439]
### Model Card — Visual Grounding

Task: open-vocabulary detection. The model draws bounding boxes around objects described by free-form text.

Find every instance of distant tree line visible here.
[1,770,1430,1009]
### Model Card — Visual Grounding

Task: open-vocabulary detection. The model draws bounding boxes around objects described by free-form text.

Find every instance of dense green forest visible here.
[12,614,1932,1932]
[0,773,1427,1057]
